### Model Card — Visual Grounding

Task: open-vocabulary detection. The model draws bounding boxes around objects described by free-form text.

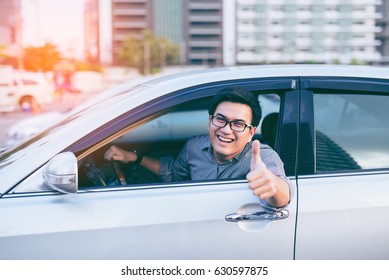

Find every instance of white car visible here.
[0,71,55,113]
[1,65,389,259]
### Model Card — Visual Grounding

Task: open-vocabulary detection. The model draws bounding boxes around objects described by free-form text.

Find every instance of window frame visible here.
[299,77,389,175]
[68,78,299,189]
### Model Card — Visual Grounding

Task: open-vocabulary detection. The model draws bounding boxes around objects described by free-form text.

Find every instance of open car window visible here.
[77,93,281,189]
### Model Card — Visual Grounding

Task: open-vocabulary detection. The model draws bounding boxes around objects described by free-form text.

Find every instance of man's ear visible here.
[248,126,257,142]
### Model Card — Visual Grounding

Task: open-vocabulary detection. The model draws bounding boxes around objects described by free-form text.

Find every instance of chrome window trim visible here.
[298,169,389,180]
[78,179,248,193]
[2,179,247,198]
[2,176,296,198]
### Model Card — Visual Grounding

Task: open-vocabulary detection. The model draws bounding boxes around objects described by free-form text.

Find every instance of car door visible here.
[295,77,389,259]
[0,79,298,259]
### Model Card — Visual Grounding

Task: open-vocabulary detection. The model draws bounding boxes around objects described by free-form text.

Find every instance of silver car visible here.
[1,65,389,259]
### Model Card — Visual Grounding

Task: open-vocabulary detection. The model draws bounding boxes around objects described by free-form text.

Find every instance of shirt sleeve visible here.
[159,156,175,182]
[159,140,191,182]
[260,147,296,211]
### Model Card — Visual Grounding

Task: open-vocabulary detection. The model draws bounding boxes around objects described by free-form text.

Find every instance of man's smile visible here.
[217,135,234,143]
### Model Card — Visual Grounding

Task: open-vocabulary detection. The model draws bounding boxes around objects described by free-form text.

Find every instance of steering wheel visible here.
[80,155,109,187]
[111,161,127,186]
[80,154,140,187]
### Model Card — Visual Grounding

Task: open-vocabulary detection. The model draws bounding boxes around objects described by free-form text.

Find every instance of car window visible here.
[112,93,281,144]
[78,93,281,189]
[314,93,389,172]
[113,98,211,143]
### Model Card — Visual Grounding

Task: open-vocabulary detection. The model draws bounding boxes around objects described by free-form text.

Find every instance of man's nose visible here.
[220,122,233,133]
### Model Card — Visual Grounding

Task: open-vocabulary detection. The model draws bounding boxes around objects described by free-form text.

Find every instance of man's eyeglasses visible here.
[211,115,253,132]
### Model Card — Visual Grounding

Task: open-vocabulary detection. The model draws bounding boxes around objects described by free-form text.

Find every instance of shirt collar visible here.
[201,135,252,163]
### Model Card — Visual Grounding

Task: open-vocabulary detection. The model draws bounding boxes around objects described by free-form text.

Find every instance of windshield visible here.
[0,84,149,171]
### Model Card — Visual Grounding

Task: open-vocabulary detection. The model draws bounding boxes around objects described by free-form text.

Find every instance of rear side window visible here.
[314,93,389,172]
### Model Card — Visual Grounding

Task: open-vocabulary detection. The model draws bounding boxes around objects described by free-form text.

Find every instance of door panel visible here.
[1,78,299,259]
[296,173,389,259]
[296,78,389,259]
[1,180,296,259]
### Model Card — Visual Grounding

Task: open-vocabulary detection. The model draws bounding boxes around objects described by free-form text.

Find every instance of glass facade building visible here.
[235,0,382,64]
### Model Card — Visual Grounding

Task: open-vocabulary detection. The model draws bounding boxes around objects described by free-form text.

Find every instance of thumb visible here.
[250,140,264,171]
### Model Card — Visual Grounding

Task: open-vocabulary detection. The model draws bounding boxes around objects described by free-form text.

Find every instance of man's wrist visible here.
[132,149,144,165]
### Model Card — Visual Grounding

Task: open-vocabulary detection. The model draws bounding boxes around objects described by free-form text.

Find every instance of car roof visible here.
[140,64,389,89]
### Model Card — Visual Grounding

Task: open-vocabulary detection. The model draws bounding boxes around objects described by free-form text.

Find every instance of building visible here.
[152,0,184,65]
[235,0,382,65]
[152,0,183,46]
[376,0,389,63]
[110,0,223,66]
[184,0,223,65]
[0,0,22,67]
[0,0,21,46]
[111,0,153,64]
[84,0,100,64]
[104,0,386,66]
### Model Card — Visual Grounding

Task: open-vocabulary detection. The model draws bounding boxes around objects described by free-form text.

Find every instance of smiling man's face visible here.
[208,101,256,163]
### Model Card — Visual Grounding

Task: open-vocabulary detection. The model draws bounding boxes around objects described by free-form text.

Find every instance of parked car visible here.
[0,71,55,113]
[1,65,389,259]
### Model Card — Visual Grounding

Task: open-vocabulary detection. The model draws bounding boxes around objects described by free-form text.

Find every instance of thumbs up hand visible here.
[250,139,267,171]
[246,140,278,200]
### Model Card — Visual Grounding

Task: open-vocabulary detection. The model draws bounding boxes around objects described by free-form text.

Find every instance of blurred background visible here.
[1,0,389,146]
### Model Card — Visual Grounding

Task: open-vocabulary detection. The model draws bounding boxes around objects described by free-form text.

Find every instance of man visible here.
[104,86,293,209]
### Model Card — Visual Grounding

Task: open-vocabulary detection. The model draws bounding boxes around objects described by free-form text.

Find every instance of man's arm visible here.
[138,155,160,175]
[104,145,160,176]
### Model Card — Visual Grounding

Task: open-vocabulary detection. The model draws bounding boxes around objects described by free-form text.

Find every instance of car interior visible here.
[77,93,281,189]
[314,92,389,172]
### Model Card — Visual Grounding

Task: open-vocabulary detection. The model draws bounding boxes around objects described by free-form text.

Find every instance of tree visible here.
[0,44,8,62]
[23,43,62,72]
[0,44,18,67]
[118,29,180,75]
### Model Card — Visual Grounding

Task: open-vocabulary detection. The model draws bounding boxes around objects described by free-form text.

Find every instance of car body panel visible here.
[293,75,389,259]
[296,172,389,259]
[1,180,297,259]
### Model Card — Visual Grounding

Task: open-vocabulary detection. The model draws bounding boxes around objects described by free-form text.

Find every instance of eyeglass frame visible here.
[210,115,254,132]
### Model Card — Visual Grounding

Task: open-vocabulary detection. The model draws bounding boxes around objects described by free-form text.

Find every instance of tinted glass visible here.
[314,93,389,172]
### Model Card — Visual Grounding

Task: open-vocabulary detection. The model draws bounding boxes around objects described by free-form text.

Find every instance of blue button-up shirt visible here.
[160,134,294,210]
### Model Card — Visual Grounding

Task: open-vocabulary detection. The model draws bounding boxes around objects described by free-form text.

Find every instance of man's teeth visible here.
[218,136,234,143]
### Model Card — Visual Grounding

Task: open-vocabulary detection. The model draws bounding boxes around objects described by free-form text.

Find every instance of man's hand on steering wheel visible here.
[104,145,137,163]
[104,145,143,186]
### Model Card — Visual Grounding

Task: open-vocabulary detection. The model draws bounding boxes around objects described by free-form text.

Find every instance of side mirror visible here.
[43,152,78,194]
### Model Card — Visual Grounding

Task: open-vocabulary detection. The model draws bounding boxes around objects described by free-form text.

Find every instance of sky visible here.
[21,0,84,58]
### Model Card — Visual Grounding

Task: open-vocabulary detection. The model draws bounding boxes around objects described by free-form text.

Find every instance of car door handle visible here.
[225,209,289,222]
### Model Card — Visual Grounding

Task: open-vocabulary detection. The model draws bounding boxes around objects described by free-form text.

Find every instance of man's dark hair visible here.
[208,86,262,127]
